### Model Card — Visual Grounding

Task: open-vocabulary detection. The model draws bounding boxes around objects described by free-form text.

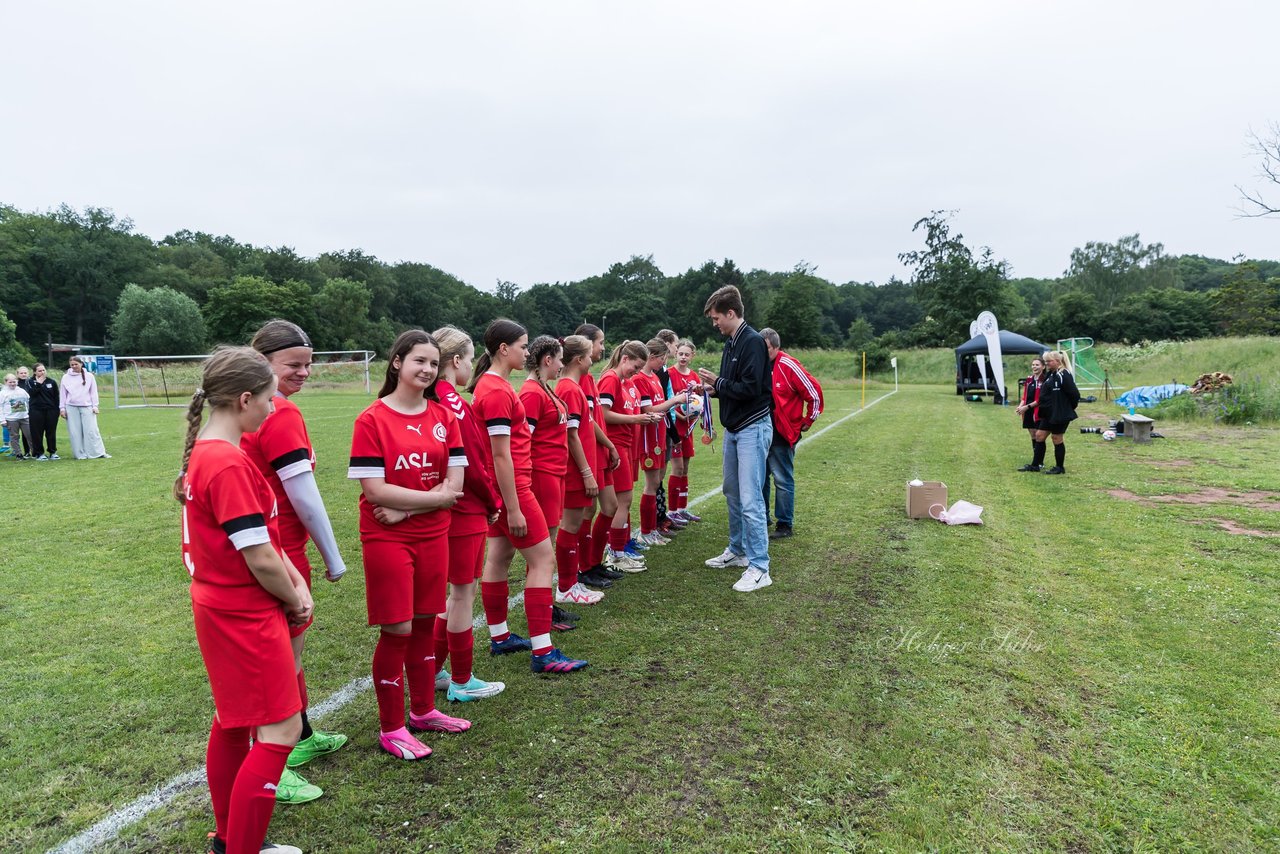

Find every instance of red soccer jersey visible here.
[555,376,596,489]
[472,371,534,488]
[597,368,641,451]
[519,378,569,476]
[436,379,501,520]
[770,351,824,446]
[347,398,466,541]
[182,439,284,611]
[634,371,666,460]
[240,394,314,551]
[669,366,701,399]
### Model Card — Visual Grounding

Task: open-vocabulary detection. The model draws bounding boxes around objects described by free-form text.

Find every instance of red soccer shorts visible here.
[193,602,301,729]
[361,535,448,625]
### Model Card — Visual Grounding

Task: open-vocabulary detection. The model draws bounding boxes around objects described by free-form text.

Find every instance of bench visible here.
[1122,413,1155,443]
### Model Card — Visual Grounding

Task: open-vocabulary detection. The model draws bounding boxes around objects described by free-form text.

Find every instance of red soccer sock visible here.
[590,513,611,564]
[675,475,690,509]
[448,628,474,685]
[433,614,449,674]
[481,580,510,640]
[578,520,594,572]
[640,494,657,533]
[372,630,410,733]
[405,617,436,717]
[206,717,250,841]
[608,523,629,552]
[226,739,290,854]
[555,529,579,593]
[524,586,554,655]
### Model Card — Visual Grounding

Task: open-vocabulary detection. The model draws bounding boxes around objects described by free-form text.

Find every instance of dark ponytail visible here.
[466,318,527,393]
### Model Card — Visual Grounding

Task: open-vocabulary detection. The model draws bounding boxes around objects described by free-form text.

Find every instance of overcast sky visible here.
[3,1,1277,291]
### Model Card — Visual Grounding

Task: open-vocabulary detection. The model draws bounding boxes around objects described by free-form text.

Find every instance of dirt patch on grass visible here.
[1107,487,1280,511]
[1202,518,1280,538]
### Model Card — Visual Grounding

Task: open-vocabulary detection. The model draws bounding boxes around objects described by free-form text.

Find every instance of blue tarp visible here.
[1115,384,1188,409]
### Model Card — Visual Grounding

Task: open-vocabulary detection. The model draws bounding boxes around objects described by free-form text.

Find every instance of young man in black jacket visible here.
[697,286,774,592]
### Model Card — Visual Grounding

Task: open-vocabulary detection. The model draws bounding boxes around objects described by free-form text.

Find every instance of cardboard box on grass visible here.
[906,481,948,519]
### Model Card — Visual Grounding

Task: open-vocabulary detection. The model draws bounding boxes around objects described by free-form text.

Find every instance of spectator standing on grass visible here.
[243,320,349,805]
[1014,356,1047,472]
[27,364,61,460]
[1033,350,1080,476]
[59,355,111,459]
[759,328,823,540]
[697,286,775,593]
[2,373,33,459]
[175,346,311,854]
[16,366,34,455]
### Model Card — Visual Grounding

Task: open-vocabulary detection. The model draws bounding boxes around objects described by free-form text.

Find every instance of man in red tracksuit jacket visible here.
[760,328,823,539]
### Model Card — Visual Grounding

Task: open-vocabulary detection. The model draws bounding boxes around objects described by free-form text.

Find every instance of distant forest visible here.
[1,204,1278,369]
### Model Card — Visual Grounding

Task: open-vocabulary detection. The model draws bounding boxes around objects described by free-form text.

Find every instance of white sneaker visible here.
[606,550,647,573]
[705,548,748,568]
[435,668,451,692]
[732,568,772,592]
[49,453,60,460]
[647,531,672,546]
[555,582,604,605]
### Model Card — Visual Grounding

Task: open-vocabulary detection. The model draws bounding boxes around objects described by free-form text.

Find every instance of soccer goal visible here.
[107,350,377,408]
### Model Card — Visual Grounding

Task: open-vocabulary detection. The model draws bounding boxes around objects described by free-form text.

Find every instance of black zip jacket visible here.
[1039,369,1080,424]
[713,323,772,433]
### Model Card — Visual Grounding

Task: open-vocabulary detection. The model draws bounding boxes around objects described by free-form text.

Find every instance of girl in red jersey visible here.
[429,325,507,703]
[634,338,691,546]
[348,330,472,761]
[598,340,661,569]
[242,320,346,805]
[176,347,311,854]
[468,319,587,674]
[667,338,704,523]
[573,324,626,586]
[525,334,603,608]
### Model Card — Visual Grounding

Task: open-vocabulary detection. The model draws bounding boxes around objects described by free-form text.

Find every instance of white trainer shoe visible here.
[732,568,772,592]
[606,550,647,573]
[555,582,604,605]
[705,548,748,568]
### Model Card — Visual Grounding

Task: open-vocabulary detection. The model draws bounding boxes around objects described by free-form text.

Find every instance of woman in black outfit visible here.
[26,363,60,460]
[1033,351,1080,475]
[1014,357,1046,471]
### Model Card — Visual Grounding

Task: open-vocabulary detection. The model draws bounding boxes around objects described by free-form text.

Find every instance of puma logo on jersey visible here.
[406,424,423,435]
[379,677,402,687]
[395,453,438,471]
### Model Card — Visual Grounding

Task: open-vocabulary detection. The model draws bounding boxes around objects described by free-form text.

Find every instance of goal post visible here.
[107,350,376,408]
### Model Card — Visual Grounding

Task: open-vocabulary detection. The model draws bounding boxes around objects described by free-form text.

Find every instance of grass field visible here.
[5,376,1279,852]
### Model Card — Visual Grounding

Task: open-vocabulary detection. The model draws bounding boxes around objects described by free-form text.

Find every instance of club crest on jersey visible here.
[433,423,447,442]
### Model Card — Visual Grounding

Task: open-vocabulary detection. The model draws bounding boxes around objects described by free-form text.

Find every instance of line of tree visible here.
[1,203,1277,371]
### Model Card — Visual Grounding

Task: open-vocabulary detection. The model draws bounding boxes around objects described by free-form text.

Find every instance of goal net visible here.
[106,351,376,408]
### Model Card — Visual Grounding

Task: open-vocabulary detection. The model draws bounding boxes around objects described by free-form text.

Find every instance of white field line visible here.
[46,388,895,854]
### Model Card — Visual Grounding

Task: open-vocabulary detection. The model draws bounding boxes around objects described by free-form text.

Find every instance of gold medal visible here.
[653,445,663,456]
[701,434,713,445]
[642,457,654,469]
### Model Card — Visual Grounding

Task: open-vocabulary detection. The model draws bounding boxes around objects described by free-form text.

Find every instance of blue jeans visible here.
[763,434,795,529]
[722,418,772,573]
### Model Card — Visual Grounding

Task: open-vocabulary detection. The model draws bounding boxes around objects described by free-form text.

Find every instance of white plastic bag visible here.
[928,500,984,525]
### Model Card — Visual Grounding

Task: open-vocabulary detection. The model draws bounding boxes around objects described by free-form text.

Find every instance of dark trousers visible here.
[29,409,58,457]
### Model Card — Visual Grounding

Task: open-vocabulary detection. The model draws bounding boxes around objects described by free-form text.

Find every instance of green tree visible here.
[767,268,825,348]
[203,276,315,345]
[665,259,745,345]
[1035,290,1100,342]
[899,211,1018,343]
[109,284,207,354]
[1063,234,1177,312]
[1213,261,1280,336]
[313,277,373,350]
[0,306,36,365]
[1099,289,1215,342]
[515,283,578,336]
